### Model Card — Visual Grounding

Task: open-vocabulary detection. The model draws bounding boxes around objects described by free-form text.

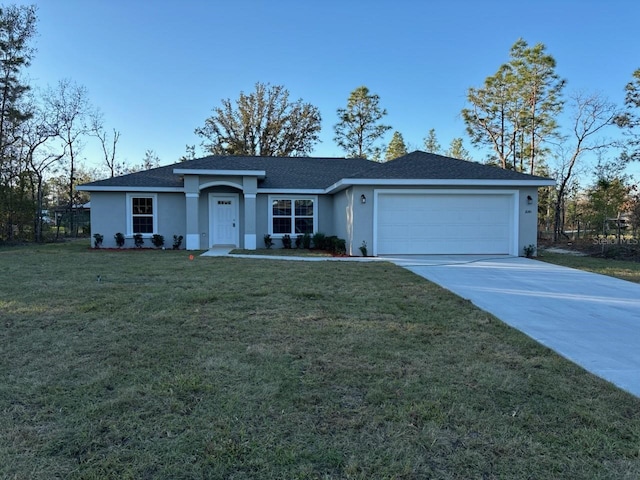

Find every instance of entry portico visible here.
[175,167,264,250]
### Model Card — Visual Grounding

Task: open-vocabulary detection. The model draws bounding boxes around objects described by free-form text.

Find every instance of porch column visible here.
[185,192,200,250]
[243,193,257,249]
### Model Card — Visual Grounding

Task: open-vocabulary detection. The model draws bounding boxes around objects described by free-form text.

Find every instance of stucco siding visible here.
[518,187,539,256]
[89,192,127,248]
[157,193,186,247]
[89,192,185,248]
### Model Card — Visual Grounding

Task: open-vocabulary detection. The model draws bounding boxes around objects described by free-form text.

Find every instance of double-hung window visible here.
[270,196,316,236]
[127,193,157,235]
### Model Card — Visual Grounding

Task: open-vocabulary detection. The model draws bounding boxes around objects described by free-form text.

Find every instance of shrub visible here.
[92,233,104,249]
[282,234,292,249]
[151,234,164,248]
[114,232,125,248]
[264,234,274,249]
[524,244,536,258]
[172,235,184,250]
[359,240,368,257]
[302,232,312,249]
[133,234,144,248]
[312,232,326,250]
[295,234,303,249]
[325,236,346,255]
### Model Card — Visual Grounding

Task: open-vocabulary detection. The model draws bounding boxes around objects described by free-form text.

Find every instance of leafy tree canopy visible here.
[196,82,322,157]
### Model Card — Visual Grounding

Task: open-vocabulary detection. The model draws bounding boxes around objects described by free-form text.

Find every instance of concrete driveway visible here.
[385,255,640,397]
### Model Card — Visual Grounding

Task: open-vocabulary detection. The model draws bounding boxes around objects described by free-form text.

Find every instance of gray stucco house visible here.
[78,151,554,256]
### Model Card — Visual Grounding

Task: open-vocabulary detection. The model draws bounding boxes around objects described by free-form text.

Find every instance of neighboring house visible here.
[77,151,555,256]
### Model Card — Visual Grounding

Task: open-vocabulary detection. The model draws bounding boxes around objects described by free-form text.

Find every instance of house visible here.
[77,151,555,256]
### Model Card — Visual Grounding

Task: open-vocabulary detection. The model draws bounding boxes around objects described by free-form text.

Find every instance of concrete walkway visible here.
[387,255,640,397]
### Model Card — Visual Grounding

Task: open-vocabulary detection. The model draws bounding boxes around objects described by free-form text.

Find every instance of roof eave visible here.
[77,186,185,192]
[173,168,267,178]
[325,178,556,193]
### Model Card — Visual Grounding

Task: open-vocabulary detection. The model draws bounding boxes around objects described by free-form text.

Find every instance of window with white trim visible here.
[127,193,157,235]
[270,196,316,235]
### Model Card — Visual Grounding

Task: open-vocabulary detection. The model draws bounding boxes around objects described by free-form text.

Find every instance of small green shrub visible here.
[282,234,292,249]
[92,233,104,248]
[359,240,368,257]
[173,235,184,250]
[295,234,303,249]
[264,234,274,249]
[325,236,346,255]
[133,234,144,248]
[114,232,125,248]
[302,232,312,249]
[312,232,326,250]
[151,234,165,248]
[524,244,536,258]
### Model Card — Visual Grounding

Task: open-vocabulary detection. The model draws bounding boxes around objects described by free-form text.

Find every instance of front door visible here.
[210,194,239,247]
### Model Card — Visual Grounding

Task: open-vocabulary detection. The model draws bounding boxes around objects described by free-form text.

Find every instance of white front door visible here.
[210,194,239,247]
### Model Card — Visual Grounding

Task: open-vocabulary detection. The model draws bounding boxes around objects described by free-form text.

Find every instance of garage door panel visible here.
[376,193,513,255]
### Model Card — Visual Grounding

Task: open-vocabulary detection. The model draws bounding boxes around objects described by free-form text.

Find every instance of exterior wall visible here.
[518,187,539,256]
[88,192,126,248]
[316,195,334,235]
[333,186,374,256]
[255,194,269,247]
[341,185,543,257]
[88,192,185,248]
[157,193,187,246]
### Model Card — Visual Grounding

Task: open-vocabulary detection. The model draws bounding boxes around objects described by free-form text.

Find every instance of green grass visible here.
[1,241,639,479]
[538,250,640,283]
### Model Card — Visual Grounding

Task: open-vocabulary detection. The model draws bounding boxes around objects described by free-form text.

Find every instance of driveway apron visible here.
[388,256,640,397]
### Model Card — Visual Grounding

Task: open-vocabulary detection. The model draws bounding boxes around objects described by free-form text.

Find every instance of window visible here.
[127,194,157,235]
[270,196,316,235]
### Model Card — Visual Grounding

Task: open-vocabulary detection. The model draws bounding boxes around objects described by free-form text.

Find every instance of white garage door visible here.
[376,192,514,255]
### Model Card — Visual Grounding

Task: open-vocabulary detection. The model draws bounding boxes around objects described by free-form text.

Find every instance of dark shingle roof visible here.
[79,151,553,190]
[349,151,552,181]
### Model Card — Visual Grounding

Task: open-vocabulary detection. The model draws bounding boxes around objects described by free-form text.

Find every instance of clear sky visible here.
[27,0,640,178]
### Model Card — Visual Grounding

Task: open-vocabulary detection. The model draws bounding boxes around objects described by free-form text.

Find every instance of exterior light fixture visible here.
[527,195,533,205]
[360,194,367,204]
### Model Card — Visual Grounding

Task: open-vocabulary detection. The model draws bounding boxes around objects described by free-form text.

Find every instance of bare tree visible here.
[44,79,92,237]
[551,92,619,240]
[20,94,65,241]
[90,111,120,177]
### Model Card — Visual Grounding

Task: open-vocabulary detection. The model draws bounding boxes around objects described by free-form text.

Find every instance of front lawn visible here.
[538,250,640,283]
[1,242,639,479]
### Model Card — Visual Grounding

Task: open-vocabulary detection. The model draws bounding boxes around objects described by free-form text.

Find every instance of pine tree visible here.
[385,131,407,160]
[423,128,441,154]
[334,86,391,159]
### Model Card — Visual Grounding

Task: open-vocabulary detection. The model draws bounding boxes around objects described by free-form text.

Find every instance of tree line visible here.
[1,3,638,247]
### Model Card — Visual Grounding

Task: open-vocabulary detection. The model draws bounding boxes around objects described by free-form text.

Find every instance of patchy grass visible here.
[538,250,640,284]
[1,241,639,479]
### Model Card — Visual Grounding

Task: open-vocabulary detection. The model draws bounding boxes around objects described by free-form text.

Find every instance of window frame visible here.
[268,195,318,237]
[126,193,158,237]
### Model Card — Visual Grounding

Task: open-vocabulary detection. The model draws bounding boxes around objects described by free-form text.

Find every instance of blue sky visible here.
[28,0,639,178]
